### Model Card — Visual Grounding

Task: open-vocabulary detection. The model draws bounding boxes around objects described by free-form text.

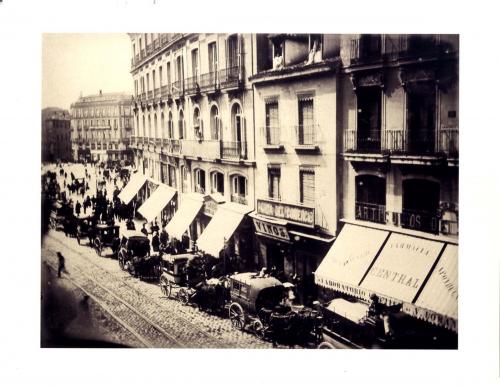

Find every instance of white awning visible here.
[137,184,176,222]
[325,298,369,324]
[360,233,445,304]
[408,244,458,331]
[196,202,252,257]
[118,174,147,205]
[314,224,389,299]
[165,194,204,240]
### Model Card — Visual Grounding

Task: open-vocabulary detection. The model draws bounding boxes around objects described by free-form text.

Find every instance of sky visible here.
[42,33,133,110]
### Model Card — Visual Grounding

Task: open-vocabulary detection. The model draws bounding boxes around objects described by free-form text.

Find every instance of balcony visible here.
[437,128,459,157]
[355,201,386,224]
[185,75,200,96]
[294,124,320,153]
[219,66,240,90]
[146,44,153,56]
[160,84,171,99]
[170,139,182,154]
[153,39,160,51]
[261,126,284,152]
[222,141,247,160]
[231,194,248,205]
[344,129,382,153]
[195,185,206,195]
[393,209,440,234]
[182,139,221,160]
[154,87,160,98]
[171,80,184,99]
[147,90,153,101]
[199,71,218,92]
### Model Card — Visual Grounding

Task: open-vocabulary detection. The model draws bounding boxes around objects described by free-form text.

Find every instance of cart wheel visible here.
[317,342,335,349]
[252,319,265,340]
[229,303,245,330]
[178,288,189,305]
[160,277,172,298]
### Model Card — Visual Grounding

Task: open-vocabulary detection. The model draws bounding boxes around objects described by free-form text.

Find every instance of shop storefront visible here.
[314,222,458,347]
[165,192,205,249]
[118,173,147,211]
[137,182,177,225]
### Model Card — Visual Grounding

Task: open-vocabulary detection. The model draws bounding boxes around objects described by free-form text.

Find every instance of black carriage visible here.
[93,224,120,257]
[75,214,95,245]
[117,231,161,281]
[227,272,322,347]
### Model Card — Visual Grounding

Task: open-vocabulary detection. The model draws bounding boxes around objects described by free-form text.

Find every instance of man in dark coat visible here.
[57,252,66,278]
[160,227,169,248]
[152,232,160,252]
[75,201,81,217]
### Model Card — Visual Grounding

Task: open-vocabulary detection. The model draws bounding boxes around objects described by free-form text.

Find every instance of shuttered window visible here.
[268,166,281,200]
[265,101,279,145]
[300,168,315,206]
[298,98,314,144]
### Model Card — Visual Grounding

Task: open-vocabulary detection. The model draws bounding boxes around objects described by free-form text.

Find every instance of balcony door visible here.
[227,35,239,70]
[357,87,381,152]
[355,175,386,223]
[407,83,436,154]
[265,101,279,145]
[402,179,440,233]
[298,98,314,145]
[208,42,218,74]
[231,103,246,157]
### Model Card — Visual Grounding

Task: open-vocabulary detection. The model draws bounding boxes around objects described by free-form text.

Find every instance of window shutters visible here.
[300,169,315,206]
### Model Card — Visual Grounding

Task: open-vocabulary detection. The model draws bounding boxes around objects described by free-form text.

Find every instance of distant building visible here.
[42,107,71,163]
[70,91,134,163]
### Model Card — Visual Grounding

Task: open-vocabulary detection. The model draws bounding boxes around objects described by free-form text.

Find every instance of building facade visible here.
[42,107,72,163]
[70,91,134,163]
[128,33,257,266]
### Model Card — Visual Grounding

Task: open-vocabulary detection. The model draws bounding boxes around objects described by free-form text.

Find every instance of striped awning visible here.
[118,173,147,205]
[137,183,176,222]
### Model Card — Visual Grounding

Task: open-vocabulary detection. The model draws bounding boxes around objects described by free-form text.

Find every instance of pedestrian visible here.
[181,232,190,253]
[152,231,160,252]
[83,199,88,215]
[126,218,136,230]
[160,227,169,248]
[75,201,81,217]
[57,252,66,278]
[141,223,148,236]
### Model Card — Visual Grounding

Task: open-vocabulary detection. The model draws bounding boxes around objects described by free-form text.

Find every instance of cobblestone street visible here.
[42,229,275,348]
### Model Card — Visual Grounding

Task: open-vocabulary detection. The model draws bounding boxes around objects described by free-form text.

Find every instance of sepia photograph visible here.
[41,32,459,349]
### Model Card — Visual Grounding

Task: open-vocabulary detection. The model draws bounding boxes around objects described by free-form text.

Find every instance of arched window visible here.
[168,111,174,138]
[193,107,202,139]
[147,115,152,138]
[210,171,224,195]
[230,103,246,158]
[402,179,440,233]
[142,115,145,137]
[355,175,386,224]
[230,174,247,205]
[193,168,206,194]
[160,112,165,138]
[178,109,185,139]
[210,105,221,140]
[154,113,158,138]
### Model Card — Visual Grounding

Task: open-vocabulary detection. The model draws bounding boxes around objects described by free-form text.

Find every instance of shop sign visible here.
[204,198,219,217]
[253,219,290,241]
[257,199,314,227]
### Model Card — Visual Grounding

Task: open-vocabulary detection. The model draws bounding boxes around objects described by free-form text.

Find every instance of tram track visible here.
[44,233,239,348]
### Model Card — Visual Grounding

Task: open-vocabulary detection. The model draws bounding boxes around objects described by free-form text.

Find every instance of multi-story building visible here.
[70,91,134,163]
[42,107,72,163]
[249,34,342,301]
[128,33,256,267]
[315,34,459,346]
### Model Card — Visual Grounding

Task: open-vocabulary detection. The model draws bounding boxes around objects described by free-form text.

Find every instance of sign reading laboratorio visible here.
[257,199,314,227]
[253,219,290,241]
[360,233,445,303]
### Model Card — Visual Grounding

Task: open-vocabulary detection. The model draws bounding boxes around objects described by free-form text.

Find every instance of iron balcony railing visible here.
[231,194,248,205]
[140,92,146,100]
[154,87,160,98]
[147,90,153,100]
[170,139,182,154]
[344,129,382,152]
[184,75,200,95]
[199,71,218,91]
[383,129,436,155]
[355,201,386,224]
[437,128,459,156]
[261,126,281,146]
[171,80,184,98]
[222,141,247,160]
[219,66,240,89]
[295,124,320,146]
[160,84,171,98]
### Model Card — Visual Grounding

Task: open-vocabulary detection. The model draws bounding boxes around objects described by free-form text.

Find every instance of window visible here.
[359,34,381,59]
[160,113,165,138]
[402,179,440,233]
[299,168,315,206]
[231,175,247,204]
[178,110,185,139]
[148,115,151,138]
[208,42,218,72]
[407,83,436,153]
[152,70,156,91]
[167,62,171,86]
[355,175,386,224]
[191,48,199,78]
[227,35,239,69]
[168,165,177,188]
[168,112,174,138]
[193,107,202,139]
[142,116,146,137]
[154,114,158,138]
[298,98,315,145]
[210,105,221,140]
[265,100,279,145]
[357,87,381,151]
[268,165,281,200]
[181,165,188,193]
[159,66,163,87]
[146,73,150,92]
[211,171,224,195]
[176,56,183,82]
[194,169,206,194]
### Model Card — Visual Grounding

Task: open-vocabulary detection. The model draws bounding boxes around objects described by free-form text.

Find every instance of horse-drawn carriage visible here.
[49,201,72,231]
[227,272,323,347]
[75,214,95,245]
[93,224,120,257]
[118,231,161,281]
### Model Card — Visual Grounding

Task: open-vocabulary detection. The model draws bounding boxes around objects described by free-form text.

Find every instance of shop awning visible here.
[137,184,177,222]
[407,244,458,331]
[118,173,147,205]
[165,193,204,240]
[197,202,252,257]
[314,224,390,299]
[360,233,445,305]
[326,298,370,324]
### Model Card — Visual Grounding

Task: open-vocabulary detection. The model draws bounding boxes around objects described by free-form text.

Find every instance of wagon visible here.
[159,253,208,303]
[93,224,120,257]
[117,231,161,281]
[227,272,322,347]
